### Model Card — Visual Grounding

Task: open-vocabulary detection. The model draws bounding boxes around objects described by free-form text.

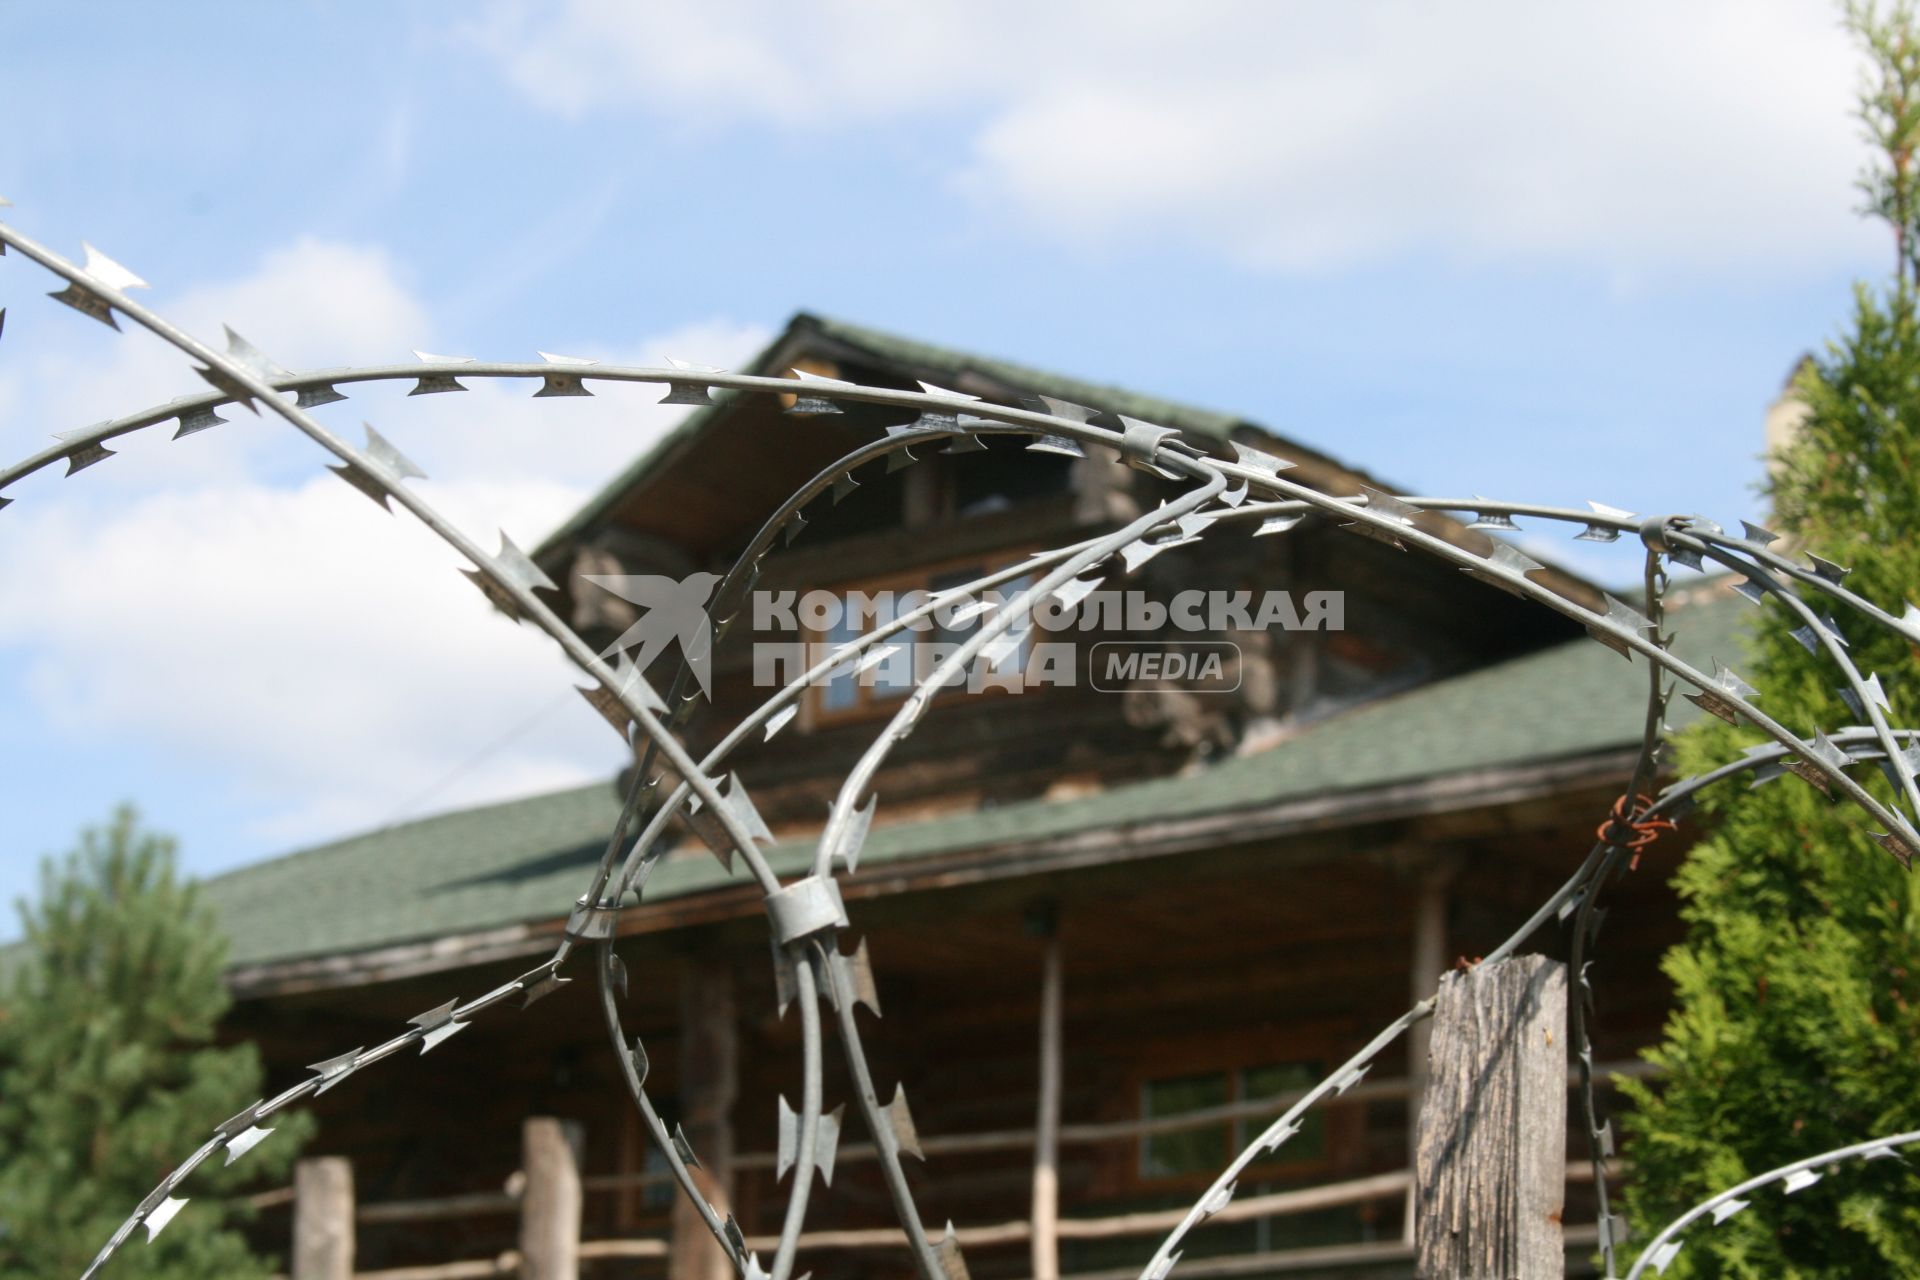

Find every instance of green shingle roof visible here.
[200,591,1751,972]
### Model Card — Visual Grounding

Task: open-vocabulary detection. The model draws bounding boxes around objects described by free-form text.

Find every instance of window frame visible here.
[1111,1037,1362,1199]
[801,549,1043,726]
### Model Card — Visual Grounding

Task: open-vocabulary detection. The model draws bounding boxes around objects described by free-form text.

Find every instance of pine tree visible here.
[0,807,310,1280]
[1619,5,1920,1273]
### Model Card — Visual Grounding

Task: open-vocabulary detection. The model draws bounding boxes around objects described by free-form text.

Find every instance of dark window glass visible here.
[1141,1072,1230,1179]
[1238,1063,1325,1161]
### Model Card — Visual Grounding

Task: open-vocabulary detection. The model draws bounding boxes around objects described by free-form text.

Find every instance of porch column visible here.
[1029,904,1064,1280]
[669,950,738,1280]
[1403,854,1458,1244]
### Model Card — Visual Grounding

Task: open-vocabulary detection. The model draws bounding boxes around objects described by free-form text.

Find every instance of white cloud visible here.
[0,236,769,851]
[0,473,601,845]
[0,238,433,498]
[468,0,1879,273]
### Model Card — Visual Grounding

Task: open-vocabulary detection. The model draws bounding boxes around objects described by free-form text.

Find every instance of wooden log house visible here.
[201,314,1748,1278]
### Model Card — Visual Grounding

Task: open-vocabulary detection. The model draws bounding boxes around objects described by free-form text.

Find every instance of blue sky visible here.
[0,0,1892,925]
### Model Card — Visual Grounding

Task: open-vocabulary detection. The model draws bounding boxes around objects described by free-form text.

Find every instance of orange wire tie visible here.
[1596,792,1678,870]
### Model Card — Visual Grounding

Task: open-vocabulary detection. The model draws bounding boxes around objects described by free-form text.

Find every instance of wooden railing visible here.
[273,1060,1648,1280]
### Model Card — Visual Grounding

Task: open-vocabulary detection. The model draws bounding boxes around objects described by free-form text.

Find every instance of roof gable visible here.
[535,311,1403,565]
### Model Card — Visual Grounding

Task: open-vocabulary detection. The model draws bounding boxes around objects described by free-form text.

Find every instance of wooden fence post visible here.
[292,1157,355,1280]
[1413,954,1567,1279]
[521,1117,584,1280]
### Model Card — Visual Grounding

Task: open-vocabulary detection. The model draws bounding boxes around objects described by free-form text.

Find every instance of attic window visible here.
[807,556,1039,723]
[899,433,1073,525]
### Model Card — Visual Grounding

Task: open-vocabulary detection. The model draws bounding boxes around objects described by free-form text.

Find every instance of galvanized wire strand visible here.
[1139,545,1673,1280]
[811,462,1232,881]
[1689,537,1920,824]
[1623,1130,1920,1279]
[1570,546,1669,1275]
[0,221,783,1280]
[1212,466,1920,855]
[7,209,1920,1280]
[603,540,1103,903]
[772,945,826,1280]
[593,939,743,1268]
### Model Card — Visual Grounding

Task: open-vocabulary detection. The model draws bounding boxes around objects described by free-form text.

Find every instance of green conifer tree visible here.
[1620,5,1920,1273]
[0,807,310,1280]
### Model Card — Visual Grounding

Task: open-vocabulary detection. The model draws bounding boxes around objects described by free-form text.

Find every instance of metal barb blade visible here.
[1230,440,1294,480]
[79,242,149,292]
[1808,553,1851,584]
[224,326,289,381]
[937,1222,973,1280]
[1262,1119,1302,1154]
[308,1048,363,1095]
[630,1036,650,1086]
[143,1197,186,1242]
[491,532,558,594]
[827,793,878,873]
[534,372,592,398]
[1782,1168,1824,1194]
[174,406,229,439]
[223,1126,274,1166]
[363,423,427,481]
[886,1083,924,1160]
[297,383,349,409]
[63,442,115,476]
[1028,433,1086,459]
[672,1124,700,1169]
[764,703,798,742]
[660,380,714,407]
[834,937,883,1018]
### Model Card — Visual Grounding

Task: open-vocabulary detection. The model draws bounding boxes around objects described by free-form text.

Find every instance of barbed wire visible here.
[1624,1129,1920,1277]
[2,207,1918,1280]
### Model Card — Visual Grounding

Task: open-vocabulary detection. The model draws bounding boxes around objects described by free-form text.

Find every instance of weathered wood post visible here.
[668,953,738,1280]
[1414,955,1567,1279]
[520,1117,584,1280]
[292,1157,355,1280]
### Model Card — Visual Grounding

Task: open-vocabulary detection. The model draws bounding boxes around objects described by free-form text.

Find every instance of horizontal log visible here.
[734,1162,1611,1254]
[574,1239,670,1260]
[1041,1222,1603,1280]
[358,1191,517,1224]
[351,1255,517,1280]
[318,1069,1647,1230]
[725,1060,1652,1172]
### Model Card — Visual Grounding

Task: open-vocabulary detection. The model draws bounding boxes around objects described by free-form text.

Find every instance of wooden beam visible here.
[1414,955,1567,1279]
[669,953,738,1280]
[355,1258,518,1280]
[519,1118,582,1280]
[292,1157,354,1280]
[1030,913,1064,1280]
